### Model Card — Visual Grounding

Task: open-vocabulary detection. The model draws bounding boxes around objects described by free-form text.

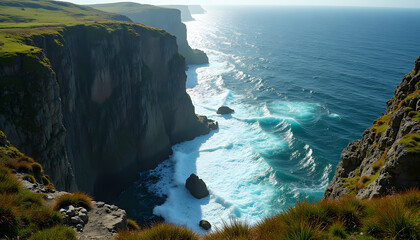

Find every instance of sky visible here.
[66,0,420,8]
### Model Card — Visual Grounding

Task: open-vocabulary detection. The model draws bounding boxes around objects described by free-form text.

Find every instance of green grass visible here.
[0,0,127,29]
[371,114,391,139]
[89,2,168,14]
[0,131,66,239]
[399,132,420,153]
[53,192,93,210]
[28,225,77,240]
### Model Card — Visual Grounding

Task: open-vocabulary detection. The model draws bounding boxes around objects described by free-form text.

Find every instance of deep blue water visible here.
[116,6,420,233]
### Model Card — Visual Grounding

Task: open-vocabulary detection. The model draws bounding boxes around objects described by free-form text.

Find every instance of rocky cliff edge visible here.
[324,55,420,200]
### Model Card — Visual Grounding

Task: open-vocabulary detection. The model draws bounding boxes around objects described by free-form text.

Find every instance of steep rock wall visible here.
[0,22,215,201]
[324,55,420,200]
[90,3,208,65]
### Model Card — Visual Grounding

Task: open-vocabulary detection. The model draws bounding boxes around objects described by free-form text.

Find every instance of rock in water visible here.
[217,106,234,115]
[185,174,209,199]
[199,220,211,230]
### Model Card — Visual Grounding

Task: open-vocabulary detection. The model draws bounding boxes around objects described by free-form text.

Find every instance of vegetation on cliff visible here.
[116,190,419,240]
[324,56,420,200]
[0,130,76,239]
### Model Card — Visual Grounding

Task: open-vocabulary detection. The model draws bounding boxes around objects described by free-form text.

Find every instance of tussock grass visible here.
[204,219,251,239]
[116,223,199,240]
[23,173,36,183]
[5,157,32,173]
[53,192,93,210]
[31,162,42,179]
[28,225,77,240]
[127,218,140,231]
[117,191,420,240]
[328,222,347,239]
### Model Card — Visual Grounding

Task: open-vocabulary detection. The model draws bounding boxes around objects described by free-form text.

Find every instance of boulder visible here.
[185,174,209,199]
[217,106,234,115]
[199,220,211,230]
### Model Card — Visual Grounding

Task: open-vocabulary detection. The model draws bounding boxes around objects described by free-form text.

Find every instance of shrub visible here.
[329,222,347,239]
[0,200,18,238]
[31,162,43,179]
[18,156,34,163]
[360,176,370,184]
[45,184,56,191]
[116,223,199,240]
[54,192,93,210]
[127,218,140,231]
[28,226,77,240]
[0,170,20,193]
[42,175,50,185]
[30,206,61,229]
[23,174,36,183]
[5,158,32,173]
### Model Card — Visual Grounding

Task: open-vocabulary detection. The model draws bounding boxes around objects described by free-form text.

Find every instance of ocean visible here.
[115,6,420,233]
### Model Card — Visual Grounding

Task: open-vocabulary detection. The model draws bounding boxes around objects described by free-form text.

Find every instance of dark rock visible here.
[185,174,209,199]
[217,106,234,115]
[199,220,211,230]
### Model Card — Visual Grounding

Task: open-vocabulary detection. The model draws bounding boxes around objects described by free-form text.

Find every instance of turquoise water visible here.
[117,6,420,233]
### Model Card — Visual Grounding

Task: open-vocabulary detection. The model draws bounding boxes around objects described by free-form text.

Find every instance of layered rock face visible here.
[90,3,208,65]
[0,23,214,201]
[324,55,420,200]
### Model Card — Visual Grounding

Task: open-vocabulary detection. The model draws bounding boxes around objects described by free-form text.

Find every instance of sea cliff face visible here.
[324,55,420,200]
[90,3,209,65]
[0,22,215,201]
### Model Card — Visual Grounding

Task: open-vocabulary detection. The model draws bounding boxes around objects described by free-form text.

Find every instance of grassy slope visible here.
[0,130,77,239]
[0,0,169,59]
[88,2,171,14]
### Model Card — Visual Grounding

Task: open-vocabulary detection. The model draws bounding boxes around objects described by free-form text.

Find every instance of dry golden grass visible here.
[53,192,93,210]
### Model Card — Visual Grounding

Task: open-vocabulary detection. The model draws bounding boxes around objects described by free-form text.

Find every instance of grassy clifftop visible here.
[0,0,170,59]
[89,2,171,14]
[0,0,130,28]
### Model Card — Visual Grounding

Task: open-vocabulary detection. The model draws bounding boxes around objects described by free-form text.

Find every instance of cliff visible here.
[188,5,206,14]
[0,0,216,202]
[324,55,420,200]
[160,5,195,21]
[90,2,209,65]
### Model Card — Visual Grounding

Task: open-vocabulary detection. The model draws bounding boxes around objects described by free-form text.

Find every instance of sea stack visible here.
[185,174,209,199]
[217,106,235,115]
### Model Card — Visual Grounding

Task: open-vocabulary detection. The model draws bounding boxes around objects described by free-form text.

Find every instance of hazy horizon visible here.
[65,0,420,9]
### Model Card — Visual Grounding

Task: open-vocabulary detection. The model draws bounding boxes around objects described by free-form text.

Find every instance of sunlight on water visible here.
[144,6,420,233]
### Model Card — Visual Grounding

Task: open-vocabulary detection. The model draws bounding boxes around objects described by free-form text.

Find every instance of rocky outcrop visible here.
[199,220,211,230]
[324,55,420,200]
[217,106,235,115]
[0,22,216,201]
[90,2,208,65]
[186,173,209,199]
